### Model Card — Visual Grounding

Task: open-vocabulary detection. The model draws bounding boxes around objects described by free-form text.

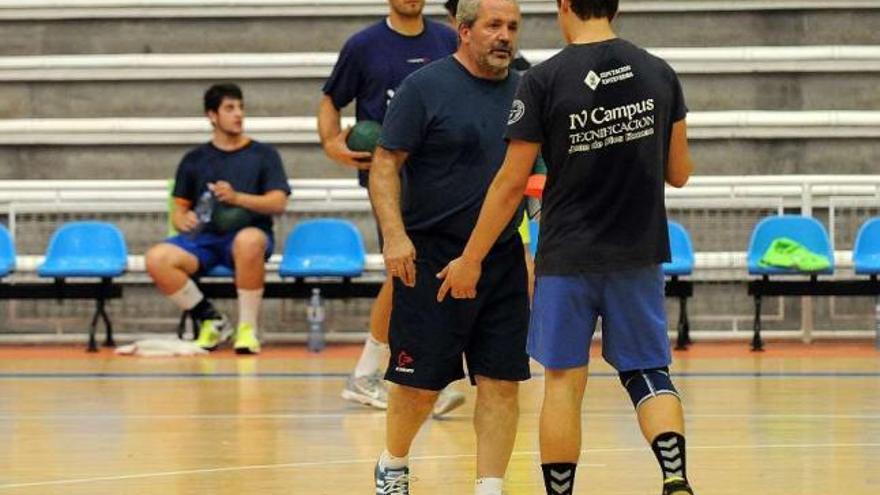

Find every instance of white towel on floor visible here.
[115,339,208,357]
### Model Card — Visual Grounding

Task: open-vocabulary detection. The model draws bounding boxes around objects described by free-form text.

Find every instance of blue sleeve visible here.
[377,76,428,152]
[260,147,292,195]
[322,37,363,110]
[172,153,197,202]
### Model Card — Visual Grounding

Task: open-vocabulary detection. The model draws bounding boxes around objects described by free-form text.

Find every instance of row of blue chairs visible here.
[0,219,368,281]
[4,216,879,351]
[0,219,369,351]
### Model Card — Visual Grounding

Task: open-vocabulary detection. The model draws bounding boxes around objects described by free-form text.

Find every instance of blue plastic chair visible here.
[279,219,365,352]
[0,224,14,278]
[279,219,366,278]
[38,221,127,278]
[528,219,539,258]
[853,217,880,275]
[663,221,696,349]
[746,215,834,275]
[38,221,127,351]
[204,264,235,277]
[663,221,695,276]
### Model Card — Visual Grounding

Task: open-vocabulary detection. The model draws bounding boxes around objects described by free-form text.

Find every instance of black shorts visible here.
[386,233,531,390]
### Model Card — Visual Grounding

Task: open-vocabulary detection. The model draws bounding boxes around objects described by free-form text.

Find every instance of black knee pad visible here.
[619,367,680,409]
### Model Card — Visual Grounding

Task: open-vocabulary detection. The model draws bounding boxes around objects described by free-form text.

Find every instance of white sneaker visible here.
[432,386,466,418]
[341,372,388,409]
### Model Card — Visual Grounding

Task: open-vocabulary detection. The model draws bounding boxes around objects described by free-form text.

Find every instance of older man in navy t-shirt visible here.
[368,1,529,494]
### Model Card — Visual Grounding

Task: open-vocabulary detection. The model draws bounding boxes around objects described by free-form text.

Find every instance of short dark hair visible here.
[444,0,458,17]
[204,83,243,112]
[557,0,618,21]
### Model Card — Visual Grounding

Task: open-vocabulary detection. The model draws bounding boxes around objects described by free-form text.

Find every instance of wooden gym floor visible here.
[0,341,878,494]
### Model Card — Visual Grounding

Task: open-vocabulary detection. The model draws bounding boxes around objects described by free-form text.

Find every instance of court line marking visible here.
[2,412,880,421]
[0,442,877,490]
[1,371,880,380]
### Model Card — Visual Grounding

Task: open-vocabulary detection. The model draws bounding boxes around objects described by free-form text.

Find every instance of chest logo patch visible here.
[584,71,601,90]
[508,99,525,125]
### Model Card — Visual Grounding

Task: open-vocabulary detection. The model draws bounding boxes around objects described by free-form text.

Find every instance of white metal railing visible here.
[2,0,879,20]
[2,46,878,81]
[2,175,879,257]
[0,111,878,146]
[3,176,879,207]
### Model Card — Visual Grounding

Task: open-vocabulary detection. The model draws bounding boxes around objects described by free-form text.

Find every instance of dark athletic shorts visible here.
[386,233,531,390]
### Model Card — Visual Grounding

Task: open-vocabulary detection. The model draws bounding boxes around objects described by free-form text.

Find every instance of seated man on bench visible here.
[146,83,291,354]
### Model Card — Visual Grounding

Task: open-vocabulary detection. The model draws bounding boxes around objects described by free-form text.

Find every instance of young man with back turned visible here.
[439,1,697,494]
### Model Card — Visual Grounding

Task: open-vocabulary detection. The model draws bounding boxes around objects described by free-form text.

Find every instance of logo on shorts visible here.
[395,351,415,374]
[508,99,525,125]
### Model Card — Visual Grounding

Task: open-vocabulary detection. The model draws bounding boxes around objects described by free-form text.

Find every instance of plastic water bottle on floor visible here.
[307,288,326,352]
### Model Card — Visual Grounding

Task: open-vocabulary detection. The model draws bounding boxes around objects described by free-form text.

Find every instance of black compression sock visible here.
[541,463,576,495]
[190,298,221,321]
[651,432,688,483]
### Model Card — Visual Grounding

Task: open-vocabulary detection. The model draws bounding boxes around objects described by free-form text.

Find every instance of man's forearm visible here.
[233,191,288,215]
[318,95,342,148]
[369,149,408,240]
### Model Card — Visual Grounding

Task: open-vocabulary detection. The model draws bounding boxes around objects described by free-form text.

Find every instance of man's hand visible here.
[436,256,482,302]
[383,232,417,287]
[210,181,238,205]
[324,128,373,170]
[175,210,199,233]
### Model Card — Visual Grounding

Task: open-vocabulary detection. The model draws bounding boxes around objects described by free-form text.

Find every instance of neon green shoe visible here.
[234,323,261,355]
[194,316,230,351]
[759,237,831,272]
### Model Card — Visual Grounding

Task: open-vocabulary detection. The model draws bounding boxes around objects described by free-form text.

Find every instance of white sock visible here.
[237,288,264,329]
[379,450,408,470]
[475,478,504,495]
[168,279,203,310]
[354,335,390,378]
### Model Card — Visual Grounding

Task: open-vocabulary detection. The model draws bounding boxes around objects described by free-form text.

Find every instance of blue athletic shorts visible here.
[528,265,670,371]
[165,229,274,276]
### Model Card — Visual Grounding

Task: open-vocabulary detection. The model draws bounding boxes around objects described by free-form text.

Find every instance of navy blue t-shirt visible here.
[173,140,291,234]
[322,18,458,186]
[379,56,523,245]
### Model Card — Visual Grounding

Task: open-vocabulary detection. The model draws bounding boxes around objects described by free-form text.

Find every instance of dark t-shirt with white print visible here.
[506,38,688,275]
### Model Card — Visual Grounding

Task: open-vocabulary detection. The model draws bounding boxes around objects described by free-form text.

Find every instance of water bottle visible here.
[306,288,326,352]
[189,189,215,237]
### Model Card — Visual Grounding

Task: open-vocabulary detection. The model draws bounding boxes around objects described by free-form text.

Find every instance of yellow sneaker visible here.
[194,316,230,351]
[234,323,261,355]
